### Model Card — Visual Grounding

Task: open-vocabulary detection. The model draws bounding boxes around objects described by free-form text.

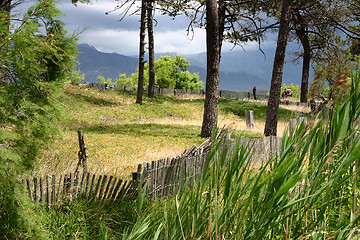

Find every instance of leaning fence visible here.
[22,134,282,207]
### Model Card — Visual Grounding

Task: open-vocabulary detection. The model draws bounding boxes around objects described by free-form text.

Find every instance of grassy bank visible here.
[35,85,300,177]
[38,76,360,239]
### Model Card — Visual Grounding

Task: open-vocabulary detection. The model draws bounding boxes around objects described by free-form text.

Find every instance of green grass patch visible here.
[218,98,299,121]
[43,198,138,239]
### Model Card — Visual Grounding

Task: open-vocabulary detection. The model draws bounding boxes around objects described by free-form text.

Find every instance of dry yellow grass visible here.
[33,85,307,177]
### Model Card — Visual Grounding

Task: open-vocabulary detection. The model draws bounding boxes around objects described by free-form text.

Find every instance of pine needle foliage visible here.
[310,61,352,102]
[0,1,79,238]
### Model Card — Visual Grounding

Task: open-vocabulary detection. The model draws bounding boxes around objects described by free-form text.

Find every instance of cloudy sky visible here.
[17,0,277,55]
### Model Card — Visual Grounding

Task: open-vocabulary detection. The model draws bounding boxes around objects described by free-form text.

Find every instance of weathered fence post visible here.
[76,130,87,174]
[323,106,329,120]
[245,110,254,129]
[289,119,297,134]
[299,117,307,126]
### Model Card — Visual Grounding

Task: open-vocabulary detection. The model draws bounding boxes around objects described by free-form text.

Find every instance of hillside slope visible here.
[76,44,307,91]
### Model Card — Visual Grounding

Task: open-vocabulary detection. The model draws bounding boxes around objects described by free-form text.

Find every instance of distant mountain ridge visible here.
[76,43,305,91]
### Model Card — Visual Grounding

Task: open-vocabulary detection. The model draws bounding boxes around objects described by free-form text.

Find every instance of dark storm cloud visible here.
[59,1,192,33]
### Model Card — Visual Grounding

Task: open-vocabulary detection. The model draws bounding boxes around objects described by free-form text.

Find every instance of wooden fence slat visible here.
[93,175,103,199]
[171,157,177,194]
[177,157,183,192]
[70,172,74,201]
[129,174,140,200]
[171,157,178,194]
[26,179,34,202]
[88,173,96,198]
[137,164,142,174]
[115,180,126,201]
[161,159,167,198]
[118,180,130,200]
[33,177,38,203]
[154,160,160,198]
[156,159,162,198]
[142,162,148,180]
[149,161,155,198]
[173,157,180,194]
[106,176,116,200]
[46,175,51,206]
[163,158,174,197]
[84,172,90,197]
[79,171,86,196]
[52,174,56,204]
[188,157,194,187]
[57,174,63,203]
[74,171,80,198]
[102,175,113,201]
[98,175,108,200]
[123,180,134,199]
[63,174,68,198]
[181,157,186,189]
[111,179,123,200]
[40,177,44,202]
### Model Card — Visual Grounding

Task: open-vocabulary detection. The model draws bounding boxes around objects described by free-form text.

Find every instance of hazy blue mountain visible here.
[77,44,138,83]
[77,43,307,91]
[183,46,308,91]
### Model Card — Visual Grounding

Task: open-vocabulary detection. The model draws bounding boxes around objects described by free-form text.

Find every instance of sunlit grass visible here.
[35,85,302,177]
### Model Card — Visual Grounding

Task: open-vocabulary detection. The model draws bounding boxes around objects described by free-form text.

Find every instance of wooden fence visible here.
[23,135,283,206]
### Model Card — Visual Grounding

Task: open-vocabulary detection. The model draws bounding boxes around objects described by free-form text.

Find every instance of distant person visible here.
[287,88,292,98]
[247,92,250,99]
[252,85,257,100]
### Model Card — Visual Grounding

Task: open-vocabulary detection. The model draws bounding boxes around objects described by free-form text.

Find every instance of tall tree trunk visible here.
[136,0,147,104]
[299,34,310,103]
[264,0,292,136]
[201,0,223,138]
[295,12,311,103]
[0,0,11,84]
[296,34,311,103]
[147,0,155,98]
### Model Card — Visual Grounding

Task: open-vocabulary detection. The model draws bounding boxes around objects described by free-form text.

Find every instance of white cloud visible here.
[155,28,206,54]
[79,29,140,54]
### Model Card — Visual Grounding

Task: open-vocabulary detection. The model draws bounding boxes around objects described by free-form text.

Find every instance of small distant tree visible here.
[115,73,137,88]
[122,55,203,90]
[155,55,203,89]
[67,69,85,85]
[97,75,113,87]
[66,61,85,85]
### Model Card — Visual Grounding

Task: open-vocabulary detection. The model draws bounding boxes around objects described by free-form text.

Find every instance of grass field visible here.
[34,85,305,177]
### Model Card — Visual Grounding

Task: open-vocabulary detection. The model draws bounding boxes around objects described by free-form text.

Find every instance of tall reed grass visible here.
[121,72,360,239]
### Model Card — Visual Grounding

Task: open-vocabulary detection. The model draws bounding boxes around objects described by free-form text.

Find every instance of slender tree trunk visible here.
[0,0,11,84]
[147,0,155,98]
[264,0,292,136]
[201,0,222,138]
[299,34,310,103]
[294,11,311,103]
[136,0,147,104]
